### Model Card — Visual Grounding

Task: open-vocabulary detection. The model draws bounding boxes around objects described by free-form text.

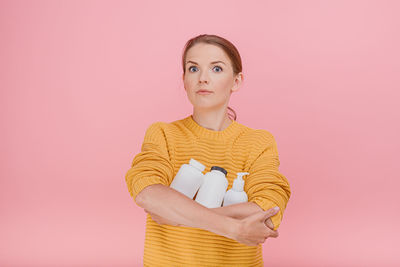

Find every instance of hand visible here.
[211,206,274,230]
[211,205,275,230]
[144,209,180,226]
[234,207,279,246]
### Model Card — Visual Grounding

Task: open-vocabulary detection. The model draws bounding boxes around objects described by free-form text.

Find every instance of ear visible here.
[182,73,186,91]
[231,72,243,93]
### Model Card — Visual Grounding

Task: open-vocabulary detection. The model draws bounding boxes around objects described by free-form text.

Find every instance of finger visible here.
[264,218,274,229]
[261,207,280,222]
[268,230,279,238]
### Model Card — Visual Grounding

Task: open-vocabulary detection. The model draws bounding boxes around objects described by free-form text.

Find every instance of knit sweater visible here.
[125,115,291,267]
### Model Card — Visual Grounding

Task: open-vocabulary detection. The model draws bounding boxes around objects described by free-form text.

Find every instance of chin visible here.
[192,103,211,109]
[194,102,223,111]
[188,96,223,108]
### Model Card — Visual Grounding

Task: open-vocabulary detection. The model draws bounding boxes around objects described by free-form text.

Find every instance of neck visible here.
[192,107,233,131]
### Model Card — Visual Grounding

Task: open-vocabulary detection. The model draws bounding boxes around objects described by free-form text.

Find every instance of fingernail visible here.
[274,206,280,211]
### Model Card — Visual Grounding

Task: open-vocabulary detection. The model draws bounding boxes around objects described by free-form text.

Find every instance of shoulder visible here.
[237,123,276,144]
[236,124,279,160]
[143,119,182,142]
[143,121,169,143]
[145,121,166,133]
[252,128,275,141]
[145,119,182,134]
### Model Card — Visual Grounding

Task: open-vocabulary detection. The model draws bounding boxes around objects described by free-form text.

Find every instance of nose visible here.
[198,69,209,84]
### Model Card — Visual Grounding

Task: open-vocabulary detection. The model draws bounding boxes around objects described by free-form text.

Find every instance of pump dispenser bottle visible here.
[170,158,206,200]
[195,166,228,208]
[222,172,249,207]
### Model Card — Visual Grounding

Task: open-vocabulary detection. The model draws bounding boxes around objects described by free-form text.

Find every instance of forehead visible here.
[185,43,229,64]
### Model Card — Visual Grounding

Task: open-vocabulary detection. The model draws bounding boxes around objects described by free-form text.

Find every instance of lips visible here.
[196,89,213,93]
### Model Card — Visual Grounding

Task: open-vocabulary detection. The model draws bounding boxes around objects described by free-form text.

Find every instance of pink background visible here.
[1,1,399,266]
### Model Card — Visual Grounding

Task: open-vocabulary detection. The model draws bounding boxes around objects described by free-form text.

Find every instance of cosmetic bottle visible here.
[222,172,249,207]
[195,166,228,208]
[170,158,206,199]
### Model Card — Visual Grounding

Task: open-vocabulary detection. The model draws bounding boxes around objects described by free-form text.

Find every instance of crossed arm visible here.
[137,184,275,232]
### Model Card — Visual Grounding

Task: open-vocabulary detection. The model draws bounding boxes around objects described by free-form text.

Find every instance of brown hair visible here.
[181,34,242,121]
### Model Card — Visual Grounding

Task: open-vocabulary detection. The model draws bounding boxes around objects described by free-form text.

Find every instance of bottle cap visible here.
[210,166,228,176]
[189,158,206,172]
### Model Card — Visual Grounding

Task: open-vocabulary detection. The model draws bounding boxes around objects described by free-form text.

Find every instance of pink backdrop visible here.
[1,1,399,266]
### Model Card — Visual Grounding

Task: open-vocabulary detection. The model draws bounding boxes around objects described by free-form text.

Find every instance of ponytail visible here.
[227,106,237,121]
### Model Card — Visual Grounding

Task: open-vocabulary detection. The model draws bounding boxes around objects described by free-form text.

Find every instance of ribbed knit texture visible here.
[125,115,291,267]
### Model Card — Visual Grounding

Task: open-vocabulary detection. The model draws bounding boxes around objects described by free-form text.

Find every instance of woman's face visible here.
[182,43,242,111]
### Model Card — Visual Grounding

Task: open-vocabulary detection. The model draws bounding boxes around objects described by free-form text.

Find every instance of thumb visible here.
[261,206,280,222]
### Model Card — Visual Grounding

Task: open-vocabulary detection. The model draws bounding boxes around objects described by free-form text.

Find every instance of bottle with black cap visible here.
[194,166,228,208]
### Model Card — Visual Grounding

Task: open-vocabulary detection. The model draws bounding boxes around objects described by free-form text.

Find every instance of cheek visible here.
[215,77,233,93]
[183,77,197,90]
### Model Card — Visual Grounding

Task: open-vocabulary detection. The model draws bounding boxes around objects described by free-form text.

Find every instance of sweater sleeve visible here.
[245,131,291,231]
[125,122,174,205]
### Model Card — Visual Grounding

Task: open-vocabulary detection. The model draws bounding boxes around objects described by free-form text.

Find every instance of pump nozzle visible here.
[232,172,250,191]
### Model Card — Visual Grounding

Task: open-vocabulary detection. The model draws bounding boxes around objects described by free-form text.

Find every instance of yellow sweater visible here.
[125,115,291,267]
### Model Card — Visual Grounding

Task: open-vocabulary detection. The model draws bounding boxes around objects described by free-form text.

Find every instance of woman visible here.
[125,34,291,266]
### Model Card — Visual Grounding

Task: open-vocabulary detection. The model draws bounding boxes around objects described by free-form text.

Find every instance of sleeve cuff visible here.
[132,176,167,204]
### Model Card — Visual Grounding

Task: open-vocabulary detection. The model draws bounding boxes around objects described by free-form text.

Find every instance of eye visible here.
[188,66,197,72]
[213,65,223,72]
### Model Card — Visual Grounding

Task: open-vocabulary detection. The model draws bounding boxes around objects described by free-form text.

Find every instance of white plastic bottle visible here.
[222,172,249,207]
[170,158,206,199]
[195,166,228,208]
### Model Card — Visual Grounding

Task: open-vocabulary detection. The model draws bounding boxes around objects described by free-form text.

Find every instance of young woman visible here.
[125,34,291,266]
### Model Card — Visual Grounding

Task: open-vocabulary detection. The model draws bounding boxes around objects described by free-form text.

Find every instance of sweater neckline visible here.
[182,114,242,140]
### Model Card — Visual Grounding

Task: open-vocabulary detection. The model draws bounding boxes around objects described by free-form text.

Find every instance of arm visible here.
[136,184,240,240]
[145,200,275,229]
[125,122,175,205]
[212,202,263,219]
[244,132,291,231]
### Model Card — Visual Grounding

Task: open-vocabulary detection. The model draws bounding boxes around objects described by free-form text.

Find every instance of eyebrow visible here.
[186,60,226,66]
